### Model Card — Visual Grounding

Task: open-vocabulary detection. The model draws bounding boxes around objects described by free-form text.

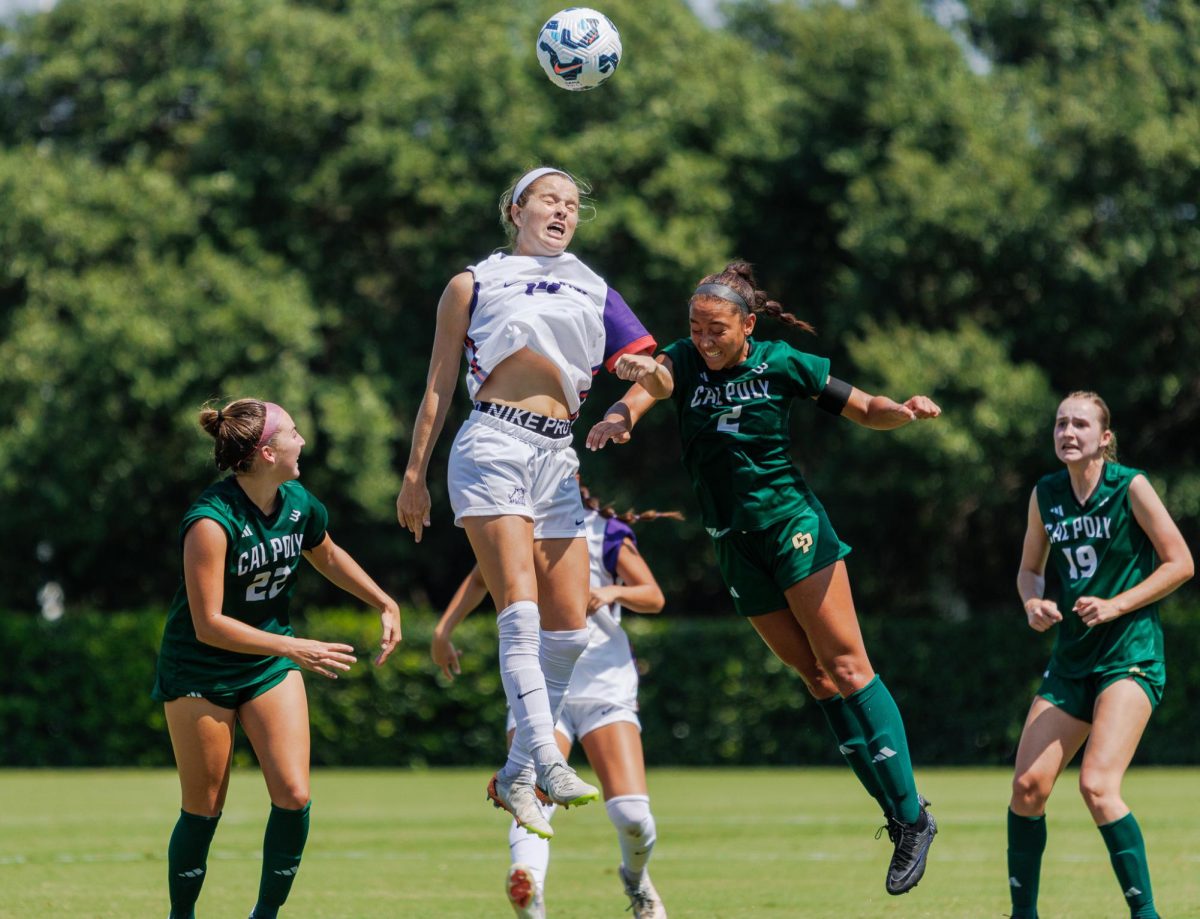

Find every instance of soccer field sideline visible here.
[2,767,1198,918]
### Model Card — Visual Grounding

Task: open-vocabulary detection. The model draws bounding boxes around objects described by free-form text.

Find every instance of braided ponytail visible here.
[579,483,685,526]
[692,260,815,335]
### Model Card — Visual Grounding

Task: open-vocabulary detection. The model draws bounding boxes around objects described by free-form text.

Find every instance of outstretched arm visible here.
[587,355,674,451]
[432,565,490,680]
[1073,474,1194,627]
[840,385,941,430]
[397,272,473,542]
[1016,489,1061,632]
[305,535,402,665]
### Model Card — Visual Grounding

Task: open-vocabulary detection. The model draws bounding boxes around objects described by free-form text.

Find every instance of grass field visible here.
[1,767,1198,918]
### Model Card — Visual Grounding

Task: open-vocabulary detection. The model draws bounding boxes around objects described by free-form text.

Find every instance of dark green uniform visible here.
[1034,462,1164,720]
[152,478,329,708]
[661,337,851,616]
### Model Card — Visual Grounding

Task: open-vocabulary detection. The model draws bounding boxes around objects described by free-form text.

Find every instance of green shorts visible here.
[1037,660,1165,723]
[151,660,297,710]
[710,505,852,617]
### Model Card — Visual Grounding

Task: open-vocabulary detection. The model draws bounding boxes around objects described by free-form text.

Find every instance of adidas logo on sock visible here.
[177,868,205,878]
[872,746,897,763]
[1123,886,1142,898]
[837,744,853,755]
[273,866,299,877]
[1009,877,1022,888]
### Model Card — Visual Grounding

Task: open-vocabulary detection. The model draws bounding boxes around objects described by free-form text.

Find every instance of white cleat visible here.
[535,760,599,808]
[620,864,667,919]
[489,770,554,839]
[505,863,546,918]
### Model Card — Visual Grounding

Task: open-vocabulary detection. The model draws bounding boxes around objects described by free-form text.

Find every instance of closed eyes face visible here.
[689,298,755,370]
[512,175,580,255]
[1054,398,1109,463]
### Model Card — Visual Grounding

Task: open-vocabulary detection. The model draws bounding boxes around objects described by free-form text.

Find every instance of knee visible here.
[1011,771,1052,813]
[272,782,311,811]
[1077,769,1118,813]
[825,654,873,695]
[605,795,656,842]
[185,799,223,818]
[801,669,839,699]
[540,627,589,667]
[182,785,226,818]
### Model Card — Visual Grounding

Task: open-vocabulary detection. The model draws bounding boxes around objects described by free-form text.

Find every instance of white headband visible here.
[513,166,571,204]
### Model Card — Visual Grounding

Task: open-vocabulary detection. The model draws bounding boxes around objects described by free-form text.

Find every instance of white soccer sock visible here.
[606,794,656,880]
[496,601,556,777]
[534,628,588,769]
[508,803,555,891]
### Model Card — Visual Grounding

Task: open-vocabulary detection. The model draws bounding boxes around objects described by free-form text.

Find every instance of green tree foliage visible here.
[0,0,1194,618]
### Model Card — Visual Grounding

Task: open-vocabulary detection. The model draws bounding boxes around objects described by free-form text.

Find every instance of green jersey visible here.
[1036,462,1163,677]
[661,337,832,533]
[155,477,329,692]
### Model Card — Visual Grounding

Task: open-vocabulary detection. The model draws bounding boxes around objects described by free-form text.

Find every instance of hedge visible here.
[3,604,1198,767]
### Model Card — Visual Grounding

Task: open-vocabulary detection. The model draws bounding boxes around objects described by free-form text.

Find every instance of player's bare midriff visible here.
[475,346,573,419]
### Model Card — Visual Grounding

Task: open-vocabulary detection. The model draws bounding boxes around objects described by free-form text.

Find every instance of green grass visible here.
[1,767,1198,918]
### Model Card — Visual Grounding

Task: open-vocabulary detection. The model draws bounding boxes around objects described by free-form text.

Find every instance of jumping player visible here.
[396,167,659,838]
[432,480,678,919]
[1007,392,1192,919]
[154,399,401,919]
[587,260,940,896]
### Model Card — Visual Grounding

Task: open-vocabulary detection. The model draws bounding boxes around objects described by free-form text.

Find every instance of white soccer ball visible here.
[536,8,622,92]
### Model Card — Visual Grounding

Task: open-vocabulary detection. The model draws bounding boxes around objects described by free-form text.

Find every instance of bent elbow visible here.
[1180,556,1195,585]
[646,589,666,613]
[191,615,226,649]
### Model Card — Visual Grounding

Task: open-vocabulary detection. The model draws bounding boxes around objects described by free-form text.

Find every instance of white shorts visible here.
[507,696,641,745]
[448,410,586,539]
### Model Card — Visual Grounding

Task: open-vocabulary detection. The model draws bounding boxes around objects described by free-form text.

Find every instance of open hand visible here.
[287,638,357,679]
[587,415,632,451]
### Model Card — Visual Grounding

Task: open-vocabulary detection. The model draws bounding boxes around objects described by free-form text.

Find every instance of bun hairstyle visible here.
[691,260,815,335]
[1064,390,1119,462]
[198,398,275,473]
[579,482,684,526]
[498,166,594,245]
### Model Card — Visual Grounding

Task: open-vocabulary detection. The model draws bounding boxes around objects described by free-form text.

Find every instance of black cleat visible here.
[883,795,937,895]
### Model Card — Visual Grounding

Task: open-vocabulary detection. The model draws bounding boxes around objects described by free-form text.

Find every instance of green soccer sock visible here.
[843,675,921,823]
[251,801,311,918]
[815,693,890,816]
[167,809,220,919]
[1007,808,1046,919]
[1099,812,1157,918]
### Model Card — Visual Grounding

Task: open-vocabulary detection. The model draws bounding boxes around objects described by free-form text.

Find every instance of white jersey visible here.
[464,252,654,415]
[568,510,640,704]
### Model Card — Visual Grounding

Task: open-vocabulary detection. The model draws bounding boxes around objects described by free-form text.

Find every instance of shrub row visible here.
[3,604,1197,767]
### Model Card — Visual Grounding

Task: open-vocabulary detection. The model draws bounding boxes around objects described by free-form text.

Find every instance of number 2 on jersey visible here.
[1061,546,1097,581]
[717,404,742,433]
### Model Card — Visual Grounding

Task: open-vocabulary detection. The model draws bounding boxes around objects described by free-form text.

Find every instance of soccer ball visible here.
[536,8,622,91]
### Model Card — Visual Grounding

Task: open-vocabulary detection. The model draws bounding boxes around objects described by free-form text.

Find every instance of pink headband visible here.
[256,402,283,448]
